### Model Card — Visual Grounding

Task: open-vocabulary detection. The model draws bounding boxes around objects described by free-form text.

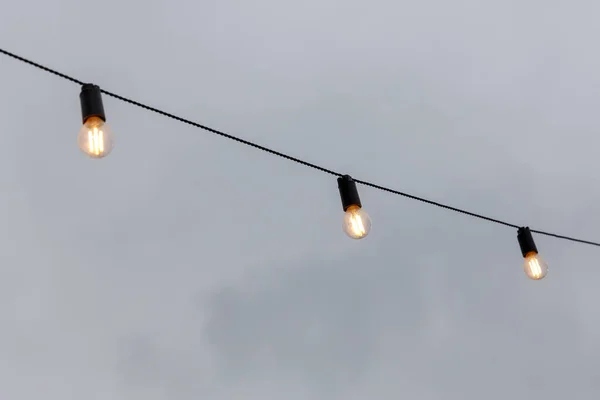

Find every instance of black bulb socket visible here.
[338,175,362,212]
[517,227,538,257]
[80,84,106,123]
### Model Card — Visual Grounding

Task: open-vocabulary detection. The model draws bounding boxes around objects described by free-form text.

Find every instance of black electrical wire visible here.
[1,47,598,247]
[0,48,85,85]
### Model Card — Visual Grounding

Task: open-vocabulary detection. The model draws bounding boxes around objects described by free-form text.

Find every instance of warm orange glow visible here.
[524,251,548,280]
[343,205,371,239]
[78,116,113,158]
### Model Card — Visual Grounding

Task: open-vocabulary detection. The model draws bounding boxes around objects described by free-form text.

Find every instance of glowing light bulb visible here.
[343,204,371,239]
[517,227,548,280]
[78,83,113,159]
[337,175,371,239]
[523,251,548,280]
[77,116,114,158]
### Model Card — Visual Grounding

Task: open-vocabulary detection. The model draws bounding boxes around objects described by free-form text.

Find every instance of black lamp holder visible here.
[517,227,538,257]
[80,83,105,123]
[338,175,361,212]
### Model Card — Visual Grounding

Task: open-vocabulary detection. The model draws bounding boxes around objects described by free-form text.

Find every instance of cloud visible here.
[202,222,600,399]
[2,0,600,399]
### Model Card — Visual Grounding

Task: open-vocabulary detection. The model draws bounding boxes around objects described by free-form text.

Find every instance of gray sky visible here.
[1,0,600,399]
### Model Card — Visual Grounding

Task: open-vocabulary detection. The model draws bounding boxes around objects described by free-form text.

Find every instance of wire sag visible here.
[1,47,598,248]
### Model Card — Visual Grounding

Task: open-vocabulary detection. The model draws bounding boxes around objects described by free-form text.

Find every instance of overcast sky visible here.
[1,0,600,399]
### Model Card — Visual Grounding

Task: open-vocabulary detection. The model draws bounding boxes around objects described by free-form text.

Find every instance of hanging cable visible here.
[1,47,598,248]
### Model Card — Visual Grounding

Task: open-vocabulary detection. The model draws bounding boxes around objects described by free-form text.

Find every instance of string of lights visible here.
[1,47,598,280]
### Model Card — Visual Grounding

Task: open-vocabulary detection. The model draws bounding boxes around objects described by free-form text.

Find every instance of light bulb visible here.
[517,227,548,281]
[523,251,548,280]
[78,83,112,159]
[337,175,371,239]
[343,205,371,239]
[77,116,114,158]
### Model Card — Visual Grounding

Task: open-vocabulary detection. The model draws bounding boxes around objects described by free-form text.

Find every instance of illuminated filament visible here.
[350,213,366,236]
[88,127,105,156]
[528,256,543,279]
